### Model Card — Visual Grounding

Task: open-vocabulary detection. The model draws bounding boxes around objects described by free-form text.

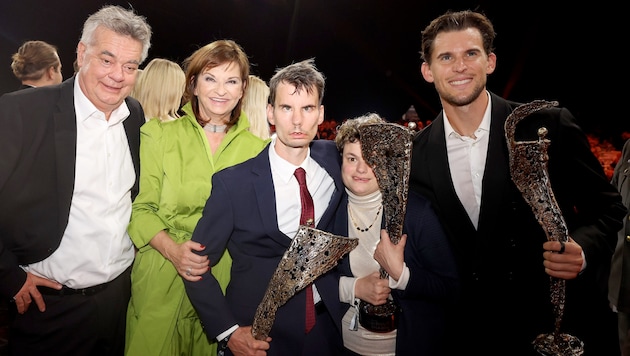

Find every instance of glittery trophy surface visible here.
[355,123,413,332]
[250,226,358,340]
[358,122,413,245]
[505,100,584,356]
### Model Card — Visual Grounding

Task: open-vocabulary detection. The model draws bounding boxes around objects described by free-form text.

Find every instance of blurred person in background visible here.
[131,58,185,122]
[242,74,271,139]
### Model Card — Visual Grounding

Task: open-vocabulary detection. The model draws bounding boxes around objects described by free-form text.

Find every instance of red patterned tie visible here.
[294,167,316,333]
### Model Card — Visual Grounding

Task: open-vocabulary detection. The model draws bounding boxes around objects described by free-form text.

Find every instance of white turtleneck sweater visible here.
[339,189,399,355]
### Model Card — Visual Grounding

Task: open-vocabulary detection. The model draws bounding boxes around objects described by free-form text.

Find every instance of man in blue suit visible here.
[184,58,345,355]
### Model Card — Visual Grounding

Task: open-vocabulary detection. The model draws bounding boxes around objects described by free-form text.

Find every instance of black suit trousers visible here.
[7,267,131,356]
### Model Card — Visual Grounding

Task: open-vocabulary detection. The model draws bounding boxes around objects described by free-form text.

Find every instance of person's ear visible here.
[266,103,274,126]
[47,66,56,80]
[486,53,497,75]
[420,62,434,83]
[76,42,86,68]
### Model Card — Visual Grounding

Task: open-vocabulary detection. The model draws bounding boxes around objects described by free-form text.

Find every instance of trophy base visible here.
[358,299,399,333]
[532,333,584,356]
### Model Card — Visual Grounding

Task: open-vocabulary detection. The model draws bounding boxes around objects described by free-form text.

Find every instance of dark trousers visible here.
[8,267,131,356]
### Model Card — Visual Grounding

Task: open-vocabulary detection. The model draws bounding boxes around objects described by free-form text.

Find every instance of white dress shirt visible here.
[23,76,136,288]
[270,136,335,302]
[443,92,492,229]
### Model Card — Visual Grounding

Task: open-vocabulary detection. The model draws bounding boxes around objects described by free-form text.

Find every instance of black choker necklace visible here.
[203,123,227,133]
[348,205,382,232]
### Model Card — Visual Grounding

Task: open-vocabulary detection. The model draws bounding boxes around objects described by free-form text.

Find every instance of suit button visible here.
[626,235,630,242]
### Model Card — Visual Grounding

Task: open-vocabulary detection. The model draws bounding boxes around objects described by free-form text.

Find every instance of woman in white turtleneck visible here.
[334,113,460,356]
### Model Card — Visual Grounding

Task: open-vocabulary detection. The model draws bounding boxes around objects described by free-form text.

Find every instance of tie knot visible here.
[294,167,307,185]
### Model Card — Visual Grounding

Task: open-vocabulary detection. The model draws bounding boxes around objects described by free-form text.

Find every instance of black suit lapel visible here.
[477,94,517,231]
[123,97,143,199]
[426,116,475,230]
[53,79,77,234]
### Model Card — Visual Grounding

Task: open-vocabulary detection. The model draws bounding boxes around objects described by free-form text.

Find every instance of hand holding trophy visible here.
[505,100,584,356]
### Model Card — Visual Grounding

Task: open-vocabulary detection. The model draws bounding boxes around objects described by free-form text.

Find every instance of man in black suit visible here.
[184,59,346,355]
[609,138,630,356]
[0,5,151,355]
[410,10,626,356]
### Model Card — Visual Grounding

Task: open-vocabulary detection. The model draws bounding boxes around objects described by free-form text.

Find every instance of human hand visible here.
[374,230,406,281]
[13,272,62,314]
[171,240,210,281]
[228,326,271,356]
[542,237,583,280]
[355,271,391,305]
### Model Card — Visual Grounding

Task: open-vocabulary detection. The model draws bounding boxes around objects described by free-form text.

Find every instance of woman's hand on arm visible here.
[149,230,210,280]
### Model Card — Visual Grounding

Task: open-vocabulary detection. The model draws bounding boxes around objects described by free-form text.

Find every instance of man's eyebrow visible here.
[99,50,140,65]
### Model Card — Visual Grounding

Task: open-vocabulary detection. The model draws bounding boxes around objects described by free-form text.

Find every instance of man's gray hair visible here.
[80,5,152,62]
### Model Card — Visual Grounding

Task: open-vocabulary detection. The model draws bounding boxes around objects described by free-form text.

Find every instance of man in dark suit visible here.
[410,10,626,356]
[0,5,151,355]
[184,58,345,356]
[609,138,630,356]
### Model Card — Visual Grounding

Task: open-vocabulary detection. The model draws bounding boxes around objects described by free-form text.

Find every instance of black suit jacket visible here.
[185,140,345,356]
[609,139,630,313]
[409,92,626,355]
[0,76,143,299]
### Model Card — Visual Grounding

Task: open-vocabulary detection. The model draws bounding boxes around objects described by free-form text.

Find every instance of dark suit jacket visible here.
[409,92,626,355]
[0,76,143,299]
[334,190,460,356]
[609,139,630,313]
[185,140,345,356]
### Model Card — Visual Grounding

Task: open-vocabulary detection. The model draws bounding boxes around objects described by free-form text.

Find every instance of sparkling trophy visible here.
[355,122,413,332]
[505,100,584,356]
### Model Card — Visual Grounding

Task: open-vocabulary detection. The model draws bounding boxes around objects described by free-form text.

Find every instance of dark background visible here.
[0,1,623,146]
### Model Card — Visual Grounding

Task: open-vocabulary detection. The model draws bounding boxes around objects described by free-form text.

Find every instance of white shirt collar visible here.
[268,135,315,183]
[443,90,492,140]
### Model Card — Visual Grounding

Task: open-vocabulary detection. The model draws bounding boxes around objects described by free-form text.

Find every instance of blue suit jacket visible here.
[185,140,346,356]
[335,190,460,356]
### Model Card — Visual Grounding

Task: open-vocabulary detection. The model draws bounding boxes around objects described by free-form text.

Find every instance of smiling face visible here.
[267,81,324,162]
[76,26,143,118]
[341,141,380,197]
[420,28,496,109]
[193,61,244,123]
